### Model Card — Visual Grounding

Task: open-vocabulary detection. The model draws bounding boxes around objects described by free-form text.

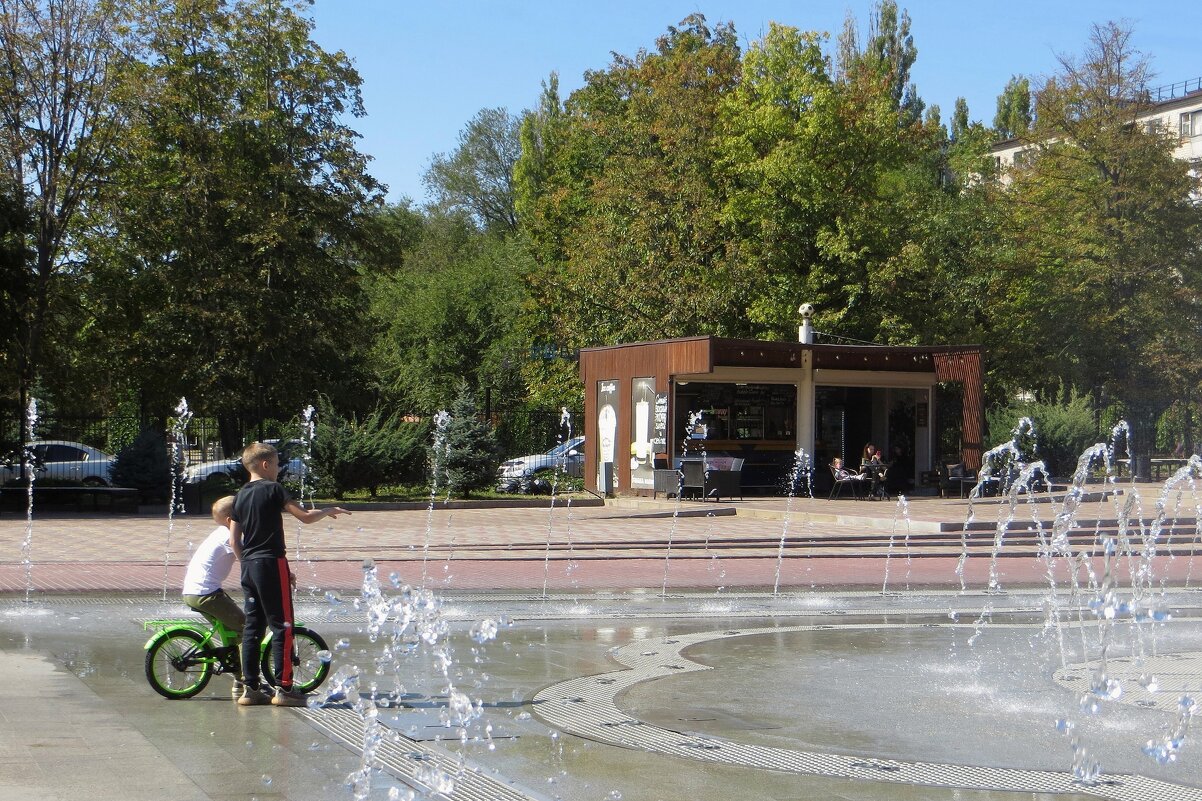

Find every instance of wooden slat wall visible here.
[579,338,712,492]
[934,350,984,470]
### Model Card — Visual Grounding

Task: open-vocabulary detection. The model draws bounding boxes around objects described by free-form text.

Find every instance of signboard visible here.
[597,380,618,493]
[652,392,668,453]
[630,378,655,488]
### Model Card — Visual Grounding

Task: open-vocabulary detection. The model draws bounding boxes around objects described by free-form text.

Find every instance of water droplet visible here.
[336,638,351,650]
[261,775,272,787]
[317,649,333,663]
[516,712,531,721]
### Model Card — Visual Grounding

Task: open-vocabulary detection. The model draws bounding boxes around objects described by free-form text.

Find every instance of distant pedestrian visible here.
[230,441,348,707]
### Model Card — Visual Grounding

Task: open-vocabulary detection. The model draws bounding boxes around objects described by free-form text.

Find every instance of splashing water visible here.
[20,397,38,603]
[541,410,576,598]
[663,411,704,597]
[773,447,812,595]
[421,411,452,587]
[163,398,193,601]
[881,495,912,595]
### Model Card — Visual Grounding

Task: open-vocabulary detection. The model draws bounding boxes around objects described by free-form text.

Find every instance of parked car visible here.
[183,439,309,485]
[0,440,115,486]
[497,436,585,490]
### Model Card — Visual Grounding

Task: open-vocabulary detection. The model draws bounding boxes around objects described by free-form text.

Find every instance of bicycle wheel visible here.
[260,626,331,693]
[145,629,213,699]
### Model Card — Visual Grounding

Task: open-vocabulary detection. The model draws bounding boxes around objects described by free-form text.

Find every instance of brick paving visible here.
[1,491,1198,593]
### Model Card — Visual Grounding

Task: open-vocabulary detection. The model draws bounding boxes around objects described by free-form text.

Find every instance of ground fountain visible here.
[20,396,37,602]
[772,446,812,596]
[162,397,193,601]
[11,394,1202,800]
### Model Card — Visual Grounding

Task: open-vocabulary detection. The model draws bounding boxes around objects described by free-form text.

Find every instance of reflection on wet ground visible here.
[1,590,1200,800]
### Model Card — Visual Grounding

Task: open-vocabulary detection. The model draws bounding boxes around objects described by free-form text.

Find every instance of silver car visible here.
[498,436,585,486]
[1,440,115,486]
[183,438,308,484]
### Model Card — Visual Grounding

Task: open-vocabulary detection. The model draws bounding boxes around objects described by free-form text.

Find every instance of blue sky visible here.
[308,1,1200,204]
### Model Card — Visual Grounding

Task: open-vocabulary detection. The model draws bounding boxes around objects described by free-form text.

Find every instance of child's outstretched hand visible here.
[326,507,350,519]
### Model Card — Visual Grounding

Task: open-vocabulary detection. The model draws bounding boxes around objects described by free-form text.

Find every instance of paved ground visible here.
[2,488,1199,594]
[2,489,1202,800]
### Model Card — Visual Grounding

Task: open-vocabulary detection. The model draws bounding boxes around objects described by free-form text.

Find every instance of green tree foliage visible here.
[719,22,966,344]
[440,383,499,498]
[987,22,1202,466]
[424,107,521,233]
[0,0,133,413]
[310,396,429,499]
[369,212,529,414]
[993,75,1032,139]
[92,0,380,448]
[515,14,749,354]
[986,390,1097,478]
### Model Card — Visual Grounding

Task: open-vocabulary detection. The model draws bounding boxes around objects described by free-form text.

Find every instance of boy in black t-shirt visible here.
[230,441,348,707]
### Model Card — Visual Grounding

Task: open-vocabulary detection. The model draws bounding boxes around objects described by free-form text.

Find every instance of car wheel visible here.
[82,476,108,487]
[203,472,232,485]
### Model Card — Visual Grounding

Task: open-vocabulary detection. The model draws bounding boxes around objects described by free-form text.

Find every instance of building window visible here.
[1180,110,1202,138]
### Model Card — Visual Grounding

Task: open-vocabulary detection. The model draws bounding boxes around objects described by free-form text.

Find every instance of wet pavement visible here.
[2,589,1202,800]
[2,493,1202,799]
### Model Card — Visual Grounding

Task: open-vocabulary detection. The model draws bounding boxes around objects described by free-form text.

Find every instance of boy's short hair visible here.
[241,441,278,471]
[211,495,236,523]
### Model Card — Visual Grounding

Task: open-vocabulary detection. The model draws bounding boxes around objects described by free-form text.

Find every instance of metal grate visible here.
[299,706,548,801]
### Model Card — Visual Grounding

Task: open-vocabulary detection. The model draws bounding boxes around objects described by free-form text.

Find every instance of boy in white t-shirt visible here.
[182,495,245,696]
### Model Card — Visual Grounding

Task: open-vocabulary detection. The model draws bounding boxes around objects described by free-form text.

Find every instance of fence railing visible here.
[0,407,584,464]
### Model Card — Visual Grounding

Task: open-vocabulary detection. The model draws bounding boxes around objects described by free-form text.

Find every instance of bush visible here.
[986,391,1098,478]
[439,384,501,498]
[110,428,173,502]
[311,398,429,499]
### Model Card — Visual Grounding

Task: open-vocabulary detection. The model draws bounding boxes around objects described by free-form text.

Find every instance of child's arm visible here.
[285,499,349,524]
[229,521,243,560]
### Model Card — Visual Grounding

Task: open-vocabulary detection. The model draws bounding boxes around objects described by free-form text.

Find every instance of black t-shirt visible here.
[232,480,290,560]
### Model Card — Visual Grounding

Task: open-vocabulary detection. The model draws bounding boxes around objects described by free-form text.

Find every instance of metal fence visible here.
[0,407,584,464]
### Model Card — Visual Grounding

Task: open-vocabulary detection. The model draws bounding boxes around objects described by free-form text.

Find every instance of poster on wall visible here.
[630,378,656,488]
[652,392,668,454]
[597,380,618,492]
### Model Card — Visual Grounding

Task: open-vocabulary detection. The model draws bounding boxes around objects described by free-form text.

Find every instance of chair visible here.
[680,460,706,499]
[828,464,865,500]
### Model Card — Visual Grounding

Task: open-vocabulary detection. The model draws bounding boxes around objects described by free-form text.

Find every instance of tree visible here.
[441,383,499,497]
[950,97,970,141]
[369,212,529,414]
[424,107,521,233]
[718,21,962,344]
[0,0,133,421]
[515,14,748,359]
[993,75,1031,139]
[93,0,381,451]
[988,22,1202,473]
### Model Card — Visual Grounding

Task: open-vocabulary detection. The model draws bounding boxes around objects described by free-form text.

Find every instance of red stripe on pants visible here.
[277,557,294,689]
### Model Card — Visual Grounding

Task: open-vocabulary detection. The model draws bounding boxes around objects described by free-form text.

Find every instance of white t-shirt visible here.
[182,525,237,596]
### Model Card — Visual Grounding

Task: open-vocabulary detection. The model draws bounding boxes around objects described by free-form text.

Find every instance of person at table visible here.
[861,443,886,497]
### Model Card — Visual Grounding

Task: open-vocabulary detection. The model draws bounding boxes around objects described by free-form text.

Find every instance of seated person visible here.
[831,457,865,481]
[860,443,888,497]
[182,494,245,697]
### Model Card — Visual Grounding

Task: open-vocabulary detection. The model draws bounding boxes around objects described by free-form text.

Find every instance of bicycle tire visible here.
[145,628,213,699]
[260,626,331,693]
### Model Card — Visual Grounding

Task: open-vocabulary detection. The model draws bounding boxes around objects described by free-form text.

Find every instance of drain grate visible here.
[299,706,547,801]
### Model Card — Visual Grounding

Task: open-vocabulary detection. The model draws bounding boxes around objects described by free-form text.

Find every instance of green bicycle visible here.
[143,617,331,700]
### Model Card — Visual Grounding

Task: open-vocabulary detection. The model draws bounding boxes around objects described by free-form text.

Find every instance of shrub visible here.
[111,428,173,502]
[311,398,429,499]
[986,391,1098,478]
